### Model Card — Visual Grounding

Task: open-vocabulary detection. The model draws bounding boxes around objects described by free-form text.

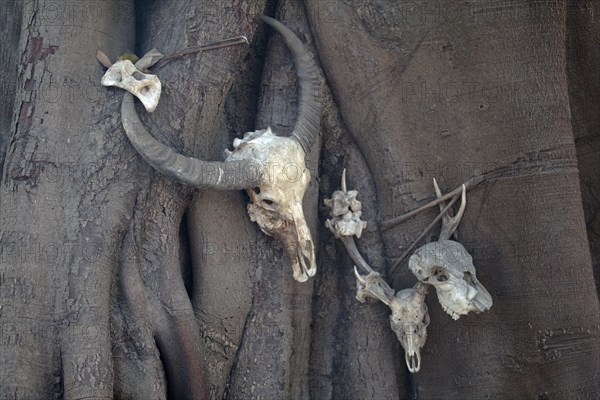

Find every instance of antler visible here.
[433,178,466,241]
[389,179,469,276]
[380,175,483,231]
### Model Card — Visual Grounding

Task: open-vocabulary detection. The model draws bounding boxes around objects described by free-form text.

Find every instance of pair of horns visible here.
[120,16,321,190]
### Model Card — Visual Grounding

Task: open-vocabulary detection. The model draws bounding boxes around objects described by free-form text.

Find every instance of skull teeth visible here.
[440,301,460,320]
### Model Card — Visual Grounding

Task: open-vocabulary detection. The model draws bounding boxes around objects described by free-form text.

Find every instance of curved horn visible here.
[261,16,322,154]
[121,92,262,190]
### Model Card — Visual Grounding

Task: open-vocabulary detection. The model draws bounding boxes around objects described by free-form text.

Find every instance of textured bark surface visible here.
[0,1,137,398]
[566,1,600,295]
[0,1,21,175]
[305,1,600,398]
[0,1,599,399]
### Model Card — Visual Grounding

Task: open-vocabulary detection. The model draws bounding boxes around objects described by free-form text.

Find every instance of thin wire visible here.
[152,36,249,71]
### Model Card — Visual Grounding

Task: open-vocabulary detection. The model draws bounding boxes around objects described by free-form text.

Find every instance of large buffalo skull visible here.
[119,16,321,281]
[226,127,315,281]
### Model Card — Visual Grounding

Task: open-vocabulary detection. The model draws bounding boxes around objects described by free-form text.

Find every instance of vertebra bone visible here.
[102,60,162,112]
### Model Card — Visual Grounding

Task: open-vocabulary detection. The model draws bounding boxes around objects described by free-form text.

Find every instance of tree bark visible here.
[566,1,600,296]
[305,0,600,398]
[0,1,599,399]
[0,1,22,175]
[0,1,136,398]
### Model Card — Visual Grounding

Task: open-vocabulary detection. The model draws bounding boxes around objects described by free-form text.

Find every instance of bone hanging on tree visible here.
[97,36,249,112]
[324,170,493,372]
[325,170,430,373]
[408,179,493,320]
[99,16,322,282]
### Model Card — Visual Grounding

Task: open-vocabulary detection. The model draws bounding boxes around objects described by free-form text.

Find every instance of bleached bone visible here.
[118,16,322,282]
[324,170,367,239]
[389,282,429,373]
[354,267,394,304]
[433,178,465,241]
[325,171,430,373]
[228,127,316,282]
[102,60,162,112]
[354,268,430,373]
[408,180,492,319]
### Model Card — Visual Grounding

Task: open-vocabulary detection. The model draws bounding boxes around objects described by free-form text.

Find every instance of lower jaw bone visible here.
[405,352,421,373]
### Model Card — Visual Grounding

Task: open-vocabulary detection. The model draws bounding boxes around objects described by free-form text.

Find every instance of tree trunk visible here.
[0,1,599,399]
[305,0,600,398]
[566,1,600,296]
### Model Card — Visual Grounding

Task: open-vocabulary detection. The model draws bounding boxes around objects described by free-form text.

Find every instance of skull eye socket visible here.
[263,199,275,206]
[432,266,448,282]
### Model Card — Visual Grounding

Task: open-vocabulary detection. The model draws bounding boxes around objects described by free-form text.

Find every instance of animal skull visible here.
[116,17,322,282]
[325,171,431,372]
[102,60,162,112]
[227,128,316,282]
[408,181,492,319]
[354,268,430,373]
[409,241,491,320]
[389,283,430,373]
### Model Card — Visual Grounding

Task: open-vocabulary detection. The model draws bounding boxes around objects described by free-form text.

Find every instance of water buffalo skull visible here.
[118,16,321,282]
[227,127,315,281]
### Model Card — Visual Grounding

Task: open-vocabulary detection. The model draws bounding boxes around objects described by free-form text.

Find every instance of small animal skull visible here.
[354,268,430,373]
[388,283,430,373]
[409,240,492,320]
[407,180,492,320]
[228,128,316,282]
[102,60,162,112]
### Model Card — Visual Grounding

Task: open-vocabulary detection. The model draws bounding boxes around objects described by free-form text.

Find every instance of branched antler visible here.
[389,180,467,276]
[407,180,493,320]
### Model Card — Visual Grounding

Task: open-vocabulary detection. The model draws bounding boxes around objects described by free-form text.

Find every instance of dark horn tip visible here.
[260,15,322,155]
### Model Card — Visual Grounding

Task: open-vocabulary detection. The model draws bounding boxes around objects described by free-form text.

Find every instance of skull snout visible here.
[247,197,316,282]
[290,207,316,282]
[403,330,422,373]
